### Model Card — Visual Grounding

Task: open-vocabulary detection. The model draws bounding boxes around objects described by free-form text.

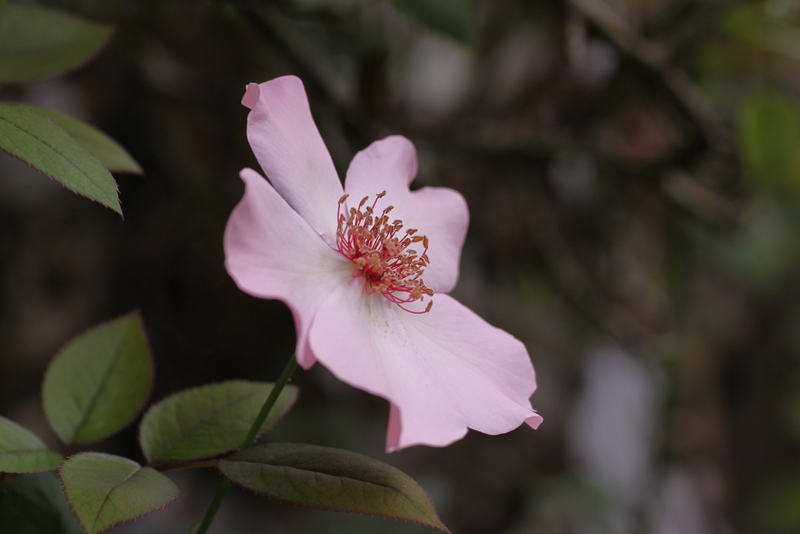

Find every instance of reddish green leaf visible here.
[0,416,62,473]
[140,380,297,464]
[42,312,153,446]
[60,453,178,534]
[218,443,449,532]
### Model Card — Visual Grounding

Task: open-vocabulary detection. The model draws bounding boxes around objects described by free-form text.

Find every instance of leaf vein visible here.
[0,109,107,197]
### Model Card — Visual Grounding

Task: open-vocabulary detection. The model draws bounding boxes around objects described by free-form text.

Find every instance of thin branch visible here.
[568,0,732,153]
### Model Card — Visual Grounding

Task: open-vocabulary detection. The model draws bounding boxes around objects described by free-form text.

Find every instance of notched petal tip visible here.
[526,413,544,430]
[238,166,265,185]
[243,76,306,110]
[242,83,261,109]
[243,75,342,242]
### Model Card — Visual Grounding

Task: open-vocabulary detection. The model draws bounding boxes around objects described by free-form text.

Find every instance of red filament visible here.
[336,192,433,313]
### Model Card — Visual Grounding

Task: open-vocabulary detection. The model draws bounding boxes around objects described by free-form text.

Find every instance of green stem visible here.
[194,355,299,534]
[240,356,299,449]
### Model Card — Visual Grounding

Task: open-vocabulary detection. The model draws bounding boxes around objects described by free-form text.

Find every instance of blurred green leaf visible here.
[0,416,62,473]
[752,471,800,534]
[389,0,474,44]
[42,312,153,446]
[716,199,798,291]
[218,443,449,532]
[0,103,121,214]
[28,105,142,174]
[722,2,765,42]
[0,4,113,84]
[720,3,800,62]
[0,0,5,29]
[0,472,83,534]
[738,93,800,192]
[59,452,178,534]
[140,380,297,464]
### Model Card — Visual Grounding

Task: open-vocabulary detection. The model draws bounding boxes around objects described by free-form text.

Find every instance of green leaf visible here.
[0,416,62,473]
[59,452,179,534]
[28,105,142,174]
[140,380,298,464]
[42,312,153,446]
[0,472,83,534]
[0,5,113,84]
[0,0,6,29]
[738,93,800,193]
[716,199,800,291]
[389,0,475,44]
[218,443,449,532]
[0,103,121,215]
[752,471,800,534]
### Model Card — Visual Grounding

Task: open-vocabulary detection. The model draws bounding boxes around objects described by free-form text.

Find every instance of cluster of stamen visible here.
[336,192,433,314]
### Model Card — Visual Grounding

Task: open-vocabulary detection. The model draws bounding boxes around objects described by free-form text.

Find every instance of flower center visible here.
[336,192,433,314]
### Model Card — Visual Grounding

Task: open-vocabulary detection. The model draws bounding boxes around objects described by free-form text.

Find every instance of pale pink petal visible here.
[397,187,469,294]
[343,136,469,293]
[308,285,541,451]
[344,136,418,198]
[224,168,351,367]
[386,405,402,450]
[244,77,343,242]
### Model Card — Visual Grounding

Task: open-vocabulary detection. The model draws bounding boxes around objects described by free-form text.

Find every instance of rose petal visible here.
[343,136,469,292]
[244,77,343,242]
[344,136,418,197]
[309,284,541,451]
[224,168,351,367]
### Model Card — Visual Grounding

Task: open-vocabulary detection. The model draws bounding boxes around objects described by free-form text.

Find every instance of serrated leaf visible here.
[0,103,121,214]
[59,452,179,534]
[0,472,83,534]
[28,105,142,174]
[0,450,63,475]
[0,5,113,84]
[218,443,449,532]
[42,312,153,446]
[140,380,297,464]
[738,93,800,193]
[390,0,475,44]
[0,416,63,473]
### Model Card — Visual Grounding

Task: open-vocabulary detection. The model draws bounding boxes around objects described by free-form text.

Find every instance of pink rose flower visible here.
[224,76,542,451]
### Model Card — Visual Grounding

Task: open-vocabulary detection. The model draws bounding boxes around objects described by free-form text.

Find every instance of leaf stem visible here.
[155,459,219,472]
[194,355,299,534]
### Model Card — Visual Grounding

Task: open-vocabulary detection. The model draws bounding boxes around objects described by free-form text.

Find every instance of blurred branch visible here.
[234,0,346,106]
[231,0,389,163]
[568,0,732,153]
[662,170,741,227]
[519,188,656,354]
[443,130,741,227]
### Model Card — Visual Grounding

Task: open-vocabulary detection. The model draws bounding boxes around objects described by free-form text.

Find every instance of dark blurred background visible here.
[3,0,800,532]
